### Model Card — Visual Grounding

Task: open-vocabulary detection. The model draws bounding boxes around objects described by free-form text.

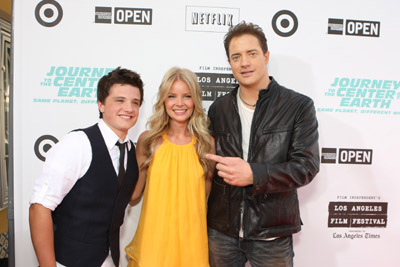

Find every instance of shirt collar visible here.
[98,119,132,151]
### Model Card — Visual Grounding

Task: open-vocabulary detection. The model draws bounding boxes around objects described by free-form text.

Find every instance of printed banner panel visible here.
[13,0,399,266]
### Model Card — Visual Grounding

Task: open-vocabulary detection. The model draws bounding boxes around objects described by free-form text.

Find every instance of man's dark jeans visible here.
[208,227,294,267]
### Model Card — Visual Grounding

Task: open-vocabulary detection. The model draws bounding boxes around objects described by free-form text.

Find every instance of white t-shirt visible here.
[237,89,277,241]
[237,88,254,238]
[237,88,255,162]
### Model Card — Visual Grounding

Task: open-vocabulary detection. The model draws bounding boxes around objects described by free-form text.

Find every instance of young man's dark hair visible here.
[97,67,144,118]
[223,21,268,58]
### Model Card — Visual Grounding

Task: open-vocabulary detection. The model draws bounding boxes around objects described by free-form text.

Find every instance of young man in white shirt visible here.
[29,67,144,267]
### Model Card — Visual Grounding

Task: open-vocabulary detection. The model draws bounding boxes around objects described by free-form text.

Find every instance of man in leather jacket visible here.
[206,21,320,267]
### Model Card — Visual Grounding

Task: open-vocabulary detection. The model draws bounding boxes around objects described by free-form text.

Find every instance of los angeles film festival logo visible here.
[195,65,238,101]
[328,201,387,239]
[318,77,400,116]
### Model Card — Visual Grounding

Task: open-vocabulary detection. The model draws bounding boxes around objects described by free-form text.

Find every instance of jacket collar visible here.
[259,76,277,99]
[231,76,277,100]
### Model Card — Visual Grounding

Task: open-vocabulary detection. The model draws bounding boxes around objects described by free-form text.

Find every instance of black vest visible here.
[52,124,138,266]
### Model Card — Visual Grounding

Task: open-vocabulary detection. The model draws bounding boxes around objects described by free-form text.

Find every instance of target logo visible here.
[272,10,298,37]
[34,135,59,161]
[35,0,63,27]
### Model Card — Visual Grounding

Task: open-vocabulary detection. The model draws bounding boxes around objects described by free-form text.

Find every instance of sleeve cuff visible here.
[250,162,269,195]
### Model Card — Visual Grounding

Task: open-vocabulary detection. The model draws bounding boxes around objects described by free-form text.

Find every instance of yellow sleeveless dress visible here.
[125,133,209,267]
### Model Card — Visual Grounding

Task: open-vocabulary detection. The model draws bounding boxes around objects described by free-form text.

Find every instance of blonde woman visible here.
[126,67,215,266]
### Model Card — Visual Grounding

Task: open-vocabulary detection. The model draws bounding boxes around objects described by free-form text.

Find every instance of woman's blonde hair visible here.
[142,67,214,175]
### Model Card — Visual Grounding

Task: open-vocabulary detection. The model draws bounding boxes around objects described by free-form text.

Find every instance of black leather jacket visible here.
[207,77,319,239]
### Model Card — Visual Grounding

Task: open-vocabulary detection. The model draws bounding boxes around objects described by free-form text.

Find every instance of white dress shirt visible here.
[30,119,132,267]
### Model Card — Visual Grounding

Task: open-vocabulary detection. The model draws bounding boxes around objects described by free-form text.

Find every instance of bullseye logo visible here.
[272,10,298,37]
[34,135,59,161]
[35,0,63,27]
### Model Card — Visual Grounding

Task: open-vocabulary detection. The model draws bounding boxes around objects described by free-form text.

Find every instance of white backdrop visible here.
[13,0,399,266]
